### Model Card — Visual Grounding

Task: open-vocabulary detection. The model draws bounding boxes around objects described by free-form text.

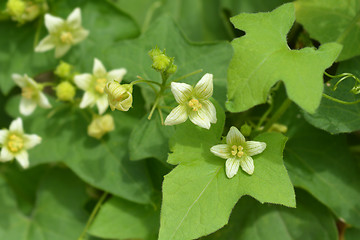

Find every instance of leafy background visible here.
[1,0,360,239]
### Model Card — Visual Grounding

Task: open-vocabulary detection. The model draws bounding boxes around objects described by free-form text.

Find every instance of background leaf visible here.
[294,0,360,61]
[226,3,342,114]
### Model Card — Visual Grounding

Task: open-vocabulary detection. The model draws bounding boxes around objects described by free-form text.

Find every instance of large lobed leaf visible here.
[295,0,360,61]
[226,3,342,114]
[159,102,295,240]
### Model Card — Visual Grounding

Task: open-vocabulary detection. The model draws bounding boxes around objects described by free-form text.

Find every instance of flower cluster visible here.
[0,118,41,168]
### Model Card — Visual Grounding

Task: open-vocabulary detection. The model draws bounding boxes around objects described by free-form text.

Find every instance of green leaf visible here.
[222,0,291,15]
[226,3,342,114]
[304,56,360,134]
[89,196,160,240]
[294,0,360,61]
[284,110,360,228]
[205,190,337,240]
[345,227,360,240]
[0,167,88,240]
[129,113,175,162]
[6,96,154,204]
[159,102,295,240]
[112,0,231,42]
[104,15,232,108]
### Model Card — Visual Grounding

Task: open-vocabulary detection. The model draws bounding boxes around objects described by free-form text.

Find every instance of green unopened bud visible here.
[105,81,133,111]
[240,123,252,137]
[56,81,76,101]
[167,64,177,74]
[7,0,26,19]
[55,61,73,79]
[88,114,115,139]
[148,47,162,60]
[268,123,288,133]
[152,54,171,72]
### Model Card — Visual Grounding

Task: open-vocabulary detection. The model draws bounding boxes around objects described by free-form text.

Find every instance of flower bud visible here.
[88,114,115,139]
[148,47,162,60]
[55,61,73,79]
[56,81,76,102]
[7,0,26,19]
[105,81,133,111]
[167,63,177,74]
[268,123,288,133]
[152,54,171,72]
[240,123,252,137]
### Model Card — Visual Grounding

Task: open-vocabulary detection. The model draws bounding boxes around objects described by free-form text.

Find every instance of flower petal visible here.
[171,82,192,104]
[55,44,71,58]
[9,118,23,133]
[201,100,216,124]
[240,155,254,175]
[93,58,107,78]
[24,134,42,149]
[12,74,27,88]
[34,35,56,52]
[79,92,96,109]
[74,73,92,90]
[117,94,133,111]
[38,92,52,109]
[226,126,245,146]
[194,73,213,100]
[0,147,14,162]
[66,8,82,28]
[164,105,188,126]
[0,130,8,144]
[15,150,29,169]
[45,14,64,33]
[189,108,211,129]
[20,97,37,116]
[210,144,231,159]
[96,95,109,115]
[225,158,240,179]
[107,68,127,83]
[72,28,89,44]
[245,141,266,156]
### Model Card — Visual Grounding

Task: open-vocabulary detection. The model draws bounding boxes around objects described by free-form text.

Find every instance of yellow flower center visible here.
[60,31,73,44]
[21,86,35,99]
[7,134,24,153]
[188,99,202,111]
[95,78,107,94]
[231,145,244,158]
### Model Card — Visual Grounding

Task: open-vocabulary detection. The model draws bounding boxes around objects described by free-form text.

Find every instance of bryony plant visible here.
[104,81,133,112]
[164,73,216,129]
[0,118,41,168]
[74,58,127,115]
[87,114,115,139]
[210,126,266,178]
[12,73,51,116]
[35,7,89,58]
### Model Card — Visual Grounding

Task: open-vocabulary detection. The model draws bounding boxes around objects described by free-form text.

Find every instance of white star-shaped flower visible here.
[164,73,217,129]
[12,74,51,116]
[210,126,266,178]
[74,58,127,115]
[35,7,89,58]
[0,118,41,169]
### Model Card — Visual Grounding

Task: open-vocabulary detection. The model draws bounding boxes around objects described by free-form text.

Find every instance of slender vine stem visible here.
[78,192,109,240]
[131,79,162,87]
[170,69,203,84]
[256,103,274,131]
[262,98,292,132]
[322,93,360,105]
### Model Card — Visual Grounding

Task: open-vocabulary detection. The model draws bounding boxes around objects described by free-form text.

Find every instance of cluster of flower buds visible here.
[6,0,48,24]
[148,47,177,75]
[54,61,76,102]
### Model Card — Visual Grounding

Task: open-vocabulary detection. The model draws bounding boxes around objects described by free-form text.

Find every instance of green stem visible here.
[322,93,360,105]
[131,79,161,87]
[170,69,203,84]
[256,103,274,130]
[142,1,162,32]
[78,192,109,240]
[263,98,292,132]
[34,16,43,48]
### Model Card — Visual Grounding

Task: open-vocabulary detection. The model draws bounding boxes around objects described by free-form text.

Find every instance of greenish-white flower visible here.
[35,7,89,58]
[210,126,266,178]
[12,74,51,116]
[74,58,127,115]
[87,114,115,139]
[0,118,41,169]
[164,73,216,129]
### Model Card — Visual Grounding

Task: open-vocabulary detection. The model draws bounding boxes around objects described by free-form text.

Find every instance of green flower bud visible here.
[167,64,177,74]
[268,123,288,133]
[148,47,162,60]
[88,114,115,139]
[56,81,76,102]
[152,54,171,72]
[7,0,26,19]
[105,80,133,111]
[55,61,73,79]
[240,123,252,137]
